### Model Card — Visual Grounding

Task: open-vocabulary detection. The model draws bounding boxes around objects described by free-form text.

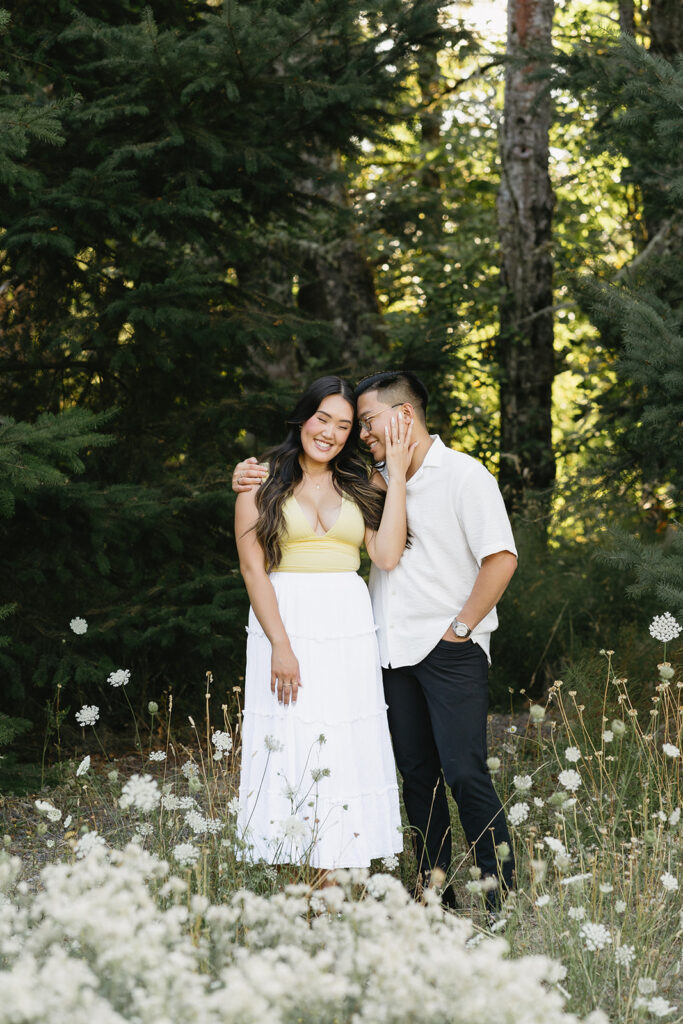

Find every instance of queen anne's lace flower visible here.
[76,755,90,777]
[69,617,88,635]
[662,743,680,758]
[668,807,681,826]
[211,730,233,754]
[568,906,586,920]
[645,997,677,1018]
[108,668,131,688]
[614,945,636,968]
[558,769,582,792]
[74,830,106,859]
[119,774,161,813]
[149,750,166,762]
[181,760,199,780]
[508,802,530,826]
[486,756,501,772]
[564,747,581,762]
[75,705,99,727]
[660,872,679,892]
[277,815,310,842]
[579,921,612,951]
[34,800,61,823]
[173,842,200,867]
[649,612,681,643]
[513,774,533,792]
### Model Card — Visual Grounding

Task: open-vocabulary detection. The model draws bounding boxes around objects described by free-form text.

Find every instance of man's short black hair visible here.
[355,370,429,421]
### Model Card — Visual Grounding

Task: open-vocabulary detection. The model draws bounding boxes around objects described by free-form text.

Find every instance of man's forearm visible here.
[455,550,517,632]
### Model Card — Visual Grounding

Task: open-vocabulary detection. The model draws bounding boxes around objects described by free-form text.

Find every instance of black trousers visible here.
[383,638,514,890]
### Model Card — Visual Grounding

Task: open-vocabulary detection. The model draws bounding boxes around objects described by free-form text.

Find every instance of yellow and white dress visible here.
[237,494,403,868]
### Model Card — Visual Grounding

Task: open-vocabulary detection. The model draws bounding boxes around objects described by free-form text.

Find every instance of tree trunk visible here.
[649,0,683,59]
[496,0,556,513]
[618,0,635,35]
[296,150,385,370]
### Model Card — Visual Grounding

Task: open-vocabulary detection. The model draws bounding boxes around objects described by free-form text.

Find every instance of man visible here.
[233,370,517,905]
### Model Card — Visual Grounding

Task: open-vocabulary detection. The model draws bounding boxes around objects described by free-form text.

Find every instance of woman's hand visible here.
[271,640,302,706]
[383,412,418,481]
[233,457,268,493]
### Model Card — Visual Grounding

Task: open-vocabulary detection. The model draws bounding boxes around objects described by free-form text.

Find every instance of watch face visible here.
[454,621,469,637]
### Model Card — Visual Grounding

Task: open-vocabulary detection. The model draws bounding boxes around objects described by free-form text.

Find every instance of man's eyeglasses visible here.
[358,403,403,434]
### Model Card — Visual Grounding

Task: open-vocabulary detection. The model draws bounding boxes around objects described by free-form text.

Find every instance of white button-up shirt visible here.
[369,435,517,668]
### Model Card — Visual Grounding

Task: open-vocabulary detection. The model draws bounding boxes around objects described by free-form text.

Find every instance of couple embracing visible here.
[233,370,517,906]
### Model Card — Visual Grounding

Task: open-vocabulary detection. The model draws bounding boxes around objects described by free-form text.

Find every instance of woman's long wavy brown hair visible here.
[254,376,386,570]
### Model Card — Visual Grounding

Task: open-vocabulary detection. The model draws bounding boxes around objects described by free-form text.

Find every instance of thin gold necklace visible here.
[302,468,330,490]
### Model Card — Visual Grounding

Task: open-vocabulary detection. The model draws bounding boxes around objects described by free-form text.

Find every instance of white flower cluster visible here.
[508,802,530,827]
[34,800,61,823]
[211,731,233,760]
[69,617,88,635]
[108,668,131,688]
[649,612,681,643]
[75,705,99,727]
[76,755,90,777]
[579,921,612,952]
[0,846,609,1024]
[558,769,582,792]
[662,743,680,759]
[119,774,161,813]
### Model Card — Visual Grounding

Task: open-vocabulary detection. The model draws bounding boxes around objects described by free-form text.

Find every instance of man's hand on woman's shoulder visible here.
[232,457,268,493]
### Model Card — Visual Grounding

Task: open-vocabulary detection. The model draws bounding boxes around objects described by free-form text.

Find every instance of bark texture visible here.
[618,0,635,35]
[650,0,683,60]
[496,0,556,511]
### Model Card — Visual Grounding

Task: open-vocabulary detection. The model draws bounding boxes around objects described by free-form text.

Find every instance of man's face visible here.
[357,389,403,463]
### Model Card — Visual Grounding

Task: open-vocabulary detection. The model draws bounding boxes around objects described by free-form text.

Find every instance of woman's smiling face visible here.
[299,394,354,465]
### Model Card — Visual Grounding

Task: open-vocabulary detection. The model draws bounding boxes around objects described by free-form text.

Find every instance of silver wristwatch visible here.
[451,619,472,639]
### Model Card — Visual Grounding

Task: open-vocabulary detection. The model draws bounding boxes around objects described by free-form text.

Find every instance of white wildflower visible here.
[119,774,161,813]
[602,730,613,744]
[149,750,167,762]
[535,894,551,907]
[544,836,566,856]
[181,761,199,780]
[75,704,99,727]
[561,873,593,886]
[668,807,680,826]
[614,945,636,968]
[615,899,627,913]
[611,718,626,736]
[638,978,658,996]
[74,830,106,859]
[662,743,680,758]
[564,746,581,762]
[185,810,209,836]
[649,613,681,643]
[76,755,90,777]
[173,842,200,868]
[69,617,88,634]
[211,730,233,753]
[34,800,61,823]
[108,668,131,688]
[277,816,309,842]
[599,883,613,894]
[227,797,241,817]
[264,734,284,753]
[135,822,153,839]
[580,921,612,951]
[558,769,582,792]
[63,815,72,829]
[646,997,677,1018]
[568,906,586,920]
[513,774,533,792]
[486,756,501,773]
[529,704,546,723]
[660,872,679,892]
[508,802,530,826]
[381,855,399,871]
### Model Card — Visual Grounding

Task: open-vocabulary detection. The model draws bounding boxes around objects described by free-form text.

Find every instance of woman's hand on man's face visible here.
[233,457,267,492]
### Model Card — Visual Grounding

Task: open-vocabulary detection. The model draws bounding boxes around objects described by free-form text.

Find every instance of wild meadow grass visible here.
[0,617,681,1023]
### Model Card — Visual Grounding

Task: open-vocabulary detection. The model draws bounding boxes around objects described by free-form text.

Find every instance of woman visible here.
[235,376,415,869]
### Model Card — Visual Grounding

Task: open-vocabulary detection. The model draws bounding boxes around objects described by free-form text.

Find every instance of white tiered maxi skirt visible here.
[237,571,403,869]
